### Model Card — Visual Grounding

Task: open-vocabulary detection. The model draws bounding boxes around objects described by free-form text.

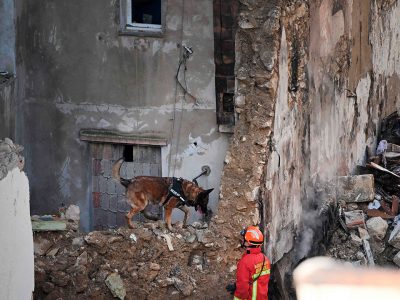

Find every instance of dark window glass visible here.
[132,0,161,25]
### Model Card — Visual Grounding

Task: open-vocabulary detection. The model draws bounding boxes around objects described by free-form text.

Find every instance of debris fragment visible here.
[129,233,137,242]
[337,175,375,203]
[162,234,174,251]
[389,223,400,249]
[344,210,365,229]
[362,238,375,266]
[367,162,400,178]
[105,273,126,300]
[32,220,67,232]
[65,205,80,222]
[366,217,388,241]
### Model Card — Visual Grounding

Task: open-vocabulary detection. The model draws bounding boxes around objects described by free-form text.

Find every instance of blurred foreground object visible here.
[294,257,400,300]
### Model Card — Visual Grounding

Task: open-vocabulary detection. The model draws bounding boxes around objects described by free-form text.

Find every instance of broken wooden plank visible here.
[366,209,395,219]
[32,220,67,231]
[367,162,400,178]
[362,238,375,266]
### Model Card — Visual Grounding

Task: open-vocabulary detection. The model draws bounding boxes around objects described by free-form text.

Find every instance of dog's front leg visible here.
[126,206,141,229]
[164,205,174,232]
[179,206,190,228]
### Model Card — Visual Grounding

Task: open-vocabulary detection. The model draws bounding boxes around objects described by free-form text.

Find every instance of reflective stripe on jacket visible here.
[233,247,271,300]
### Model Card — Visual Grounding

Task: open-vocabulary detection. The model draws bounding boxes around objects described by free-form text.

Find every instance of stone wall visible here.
[218,0,400,297]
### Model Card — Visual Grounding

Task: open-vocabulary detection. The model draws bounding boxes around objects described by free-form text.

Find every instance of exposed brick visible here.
[102,144,112,160]
[93,192,101,208]
[100,193,109,209]
[92,175,100,192]
[93,159,102,176]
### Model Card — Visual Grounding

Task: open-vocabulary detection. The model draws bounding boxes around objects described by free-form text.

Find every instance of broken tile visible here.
[337,175,375,203]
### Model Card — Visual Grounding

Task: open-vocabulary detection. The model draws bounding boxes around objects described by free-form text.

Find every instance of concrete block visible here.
[337,175,375,203]
[106,178,116,194]
[366,217,388,240]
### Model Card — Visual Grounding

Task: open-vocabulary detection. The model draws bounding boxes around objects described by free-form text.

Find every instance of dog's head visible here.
[194,188,213,216]
[182,180,214,217]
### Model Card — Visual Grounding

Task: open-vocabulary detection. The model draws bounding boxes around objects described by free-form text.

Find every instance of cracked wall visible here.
[15,0,229,230]
[218,0,400,297]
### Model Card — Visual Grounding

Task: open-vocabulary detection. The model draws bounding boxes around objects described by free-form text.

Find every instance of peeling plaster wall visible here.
[15,0,228,230]
[0,167,34,300]
[218,0,400,298]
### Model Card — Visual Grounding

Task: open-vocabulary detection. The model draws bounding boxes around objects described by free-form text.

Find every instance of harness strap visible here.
[163,177,190,206]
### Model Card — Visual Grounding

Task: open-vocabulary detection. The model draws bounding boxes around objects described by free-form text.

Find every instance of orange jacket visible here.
[234,248,271,300]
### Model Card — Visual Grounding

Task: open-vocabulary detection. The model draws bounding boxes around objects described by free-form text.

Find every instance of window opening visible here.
[123,145,134,162]
[126,0,161,30]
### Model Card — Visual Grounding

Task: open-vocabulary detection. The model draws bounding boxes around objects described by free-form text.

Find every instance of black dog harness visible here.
[163,177,193,207]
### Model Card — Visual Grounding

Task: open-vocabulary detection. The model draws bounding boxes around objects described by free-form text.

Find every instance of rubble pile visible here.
[326,113,400,267]
[33,214,234,300]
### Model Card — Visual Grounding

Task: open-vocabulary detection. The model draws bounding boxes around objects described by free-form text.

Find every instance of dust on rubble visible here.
[33,220,235,300]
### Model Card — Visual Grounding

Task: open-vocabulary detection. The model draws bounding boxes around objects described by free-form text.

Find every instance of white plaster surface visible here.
[0,167,34,300]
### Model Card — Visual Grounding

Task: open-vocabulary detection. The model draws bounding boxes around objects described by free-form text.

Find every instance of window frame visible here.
[119,0,166,37]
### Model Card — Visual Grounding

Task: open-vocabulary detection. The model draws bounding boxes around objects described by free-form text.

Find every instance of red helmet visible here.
[240,226,264,245]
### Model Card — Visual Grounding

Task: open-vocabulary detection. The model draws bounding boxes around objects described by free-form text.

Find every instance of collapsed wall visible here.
[218,0,400,297]
[0,139,34,300]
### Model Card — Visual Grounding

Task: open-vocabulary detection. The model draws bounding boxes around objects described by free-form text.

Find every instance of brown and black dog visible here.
[112,158,213,231]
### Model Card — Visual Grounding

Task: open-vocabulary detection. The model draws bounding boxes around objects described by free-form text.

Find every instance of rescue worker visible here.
[227,226,271,300]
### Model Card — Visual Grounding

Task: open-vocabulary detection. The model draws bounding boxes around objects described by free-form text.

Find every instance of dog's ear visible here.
[204,188,214,195]
[197,188,214,201]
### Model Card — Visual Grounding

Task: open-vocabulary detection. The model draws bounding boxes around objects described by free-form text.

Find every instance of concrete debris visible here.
[344,210,365,229]
[366,217,388,241]
[65,204,80,222]
[46,247,59,257]
[105,273,126,300]
[162,234,174,251]
[172,277,194,297]
[33,221,228,299]
[129,233,137,242]
[337,175,375,203]
[0,138,24,180]
[393,251,400,267]
[389,223,400,249]
[34,237,53,256]
[368,200,381,209]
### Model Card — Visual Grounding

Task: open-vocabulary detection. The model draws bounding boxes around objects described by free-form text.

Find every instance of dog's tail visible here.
[112,158,130,187]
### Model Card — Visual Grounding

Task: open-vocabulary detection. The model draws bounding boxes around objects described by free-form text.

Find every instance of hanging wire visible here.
[167,0,186,177]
